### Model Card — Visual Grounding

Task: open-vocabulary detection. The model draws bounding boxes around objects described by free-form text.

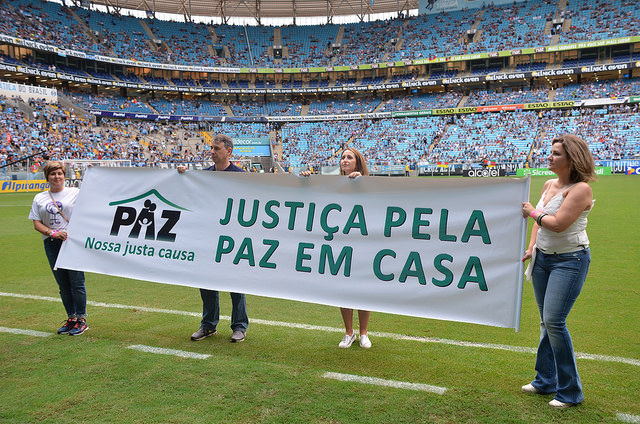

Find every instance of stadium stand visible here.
[1,0,640,176]
[1,0,639,70]
[466,87,550,106]
[559,0,640,44]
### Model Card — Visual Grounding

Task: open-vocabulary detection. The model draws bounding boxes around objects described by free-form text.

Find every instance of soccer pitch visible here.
[1,175,638,423]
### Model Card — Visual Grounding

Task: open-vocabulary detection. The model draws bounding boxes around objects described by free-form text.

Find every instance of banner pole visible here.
[513,174,531,332]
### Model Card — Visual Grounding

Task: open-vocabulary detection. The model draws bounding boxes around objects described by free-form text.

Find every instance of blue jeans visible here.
[43,238,87,319]
[530,247,590,404]
[200,289,248,332]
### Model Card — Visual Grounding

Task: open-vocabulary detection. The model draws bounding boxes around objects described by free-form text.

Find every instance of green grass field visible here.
[1,175,638,424]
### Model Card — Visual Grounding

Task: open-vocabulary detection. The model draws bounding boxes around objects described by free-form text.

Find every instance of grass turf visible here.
[0,175,638,423]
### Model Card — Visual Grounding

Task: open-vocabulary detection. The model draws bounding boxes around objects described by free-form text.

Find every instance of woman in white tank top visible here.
[520,134,596,408]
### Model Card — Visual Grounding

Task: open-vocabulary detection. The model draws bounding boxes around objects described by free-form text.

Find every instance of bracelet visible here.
[536,213,548,226]
[51,230,58,238]
[530,210,538,218]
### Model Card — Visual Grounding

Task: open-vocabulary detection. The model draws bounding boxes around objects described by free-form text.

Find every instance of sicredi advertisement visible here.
[517,167,612,177]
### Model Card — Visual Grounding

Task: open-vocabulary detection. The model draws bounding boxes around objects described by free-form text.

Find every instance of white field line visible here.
[323,372,446,394]
[0,326,53,337]
[126,344,211,360]
[617,413,640,423]
[2,291,639,367]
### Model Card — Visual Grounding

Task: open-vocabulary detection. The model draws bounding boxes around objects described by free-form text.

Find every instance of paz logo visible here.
[627,167,640,175]
[109,189,190,242]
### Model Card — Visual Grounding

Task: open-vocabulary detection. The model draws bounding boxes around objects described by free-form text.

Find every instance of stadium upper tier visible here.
[1,0,639,69]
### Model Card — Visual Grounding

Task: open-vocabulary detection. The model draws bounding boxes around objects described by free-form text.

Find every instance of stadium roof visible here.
[81,0,418,24]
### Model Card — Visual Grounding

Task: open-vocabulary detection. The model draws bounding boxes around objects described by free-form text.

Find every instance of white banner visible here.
[0,80,57,103]
[57,168,529,329]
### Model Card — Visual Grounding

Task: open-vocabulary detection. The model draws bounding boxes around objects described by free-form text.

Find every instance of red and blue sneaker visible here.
[57,318,76,335]
[69,319,88,336]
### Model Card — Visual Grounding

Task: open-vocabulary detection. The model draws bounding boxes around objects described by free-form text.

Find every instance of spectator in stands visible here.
[521,134,596,408]
[29,160,88,336]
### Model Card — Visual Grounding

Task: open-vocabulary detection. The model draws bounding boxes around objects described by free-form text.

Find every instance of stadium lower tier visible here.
[2,96,639,173]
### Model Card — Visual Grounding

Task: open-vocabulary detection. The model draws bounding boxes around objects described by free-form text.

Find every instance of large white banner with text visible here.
[57,168,529,329]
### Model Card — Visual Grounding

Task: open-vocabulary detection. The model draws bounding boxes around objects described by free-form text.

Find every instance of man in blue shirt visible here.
[179,134,249,342]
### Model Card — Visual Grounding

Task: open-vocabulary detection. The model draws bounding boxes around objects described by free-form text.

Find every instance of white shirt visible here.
[535,180,594,254]
[29,188,80,240]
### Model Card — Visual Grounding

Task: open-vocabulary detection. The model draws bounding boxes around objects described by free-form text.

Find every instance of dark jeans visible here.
[43,238,87,319]
[530,247,590,404]
[200,289,248,332]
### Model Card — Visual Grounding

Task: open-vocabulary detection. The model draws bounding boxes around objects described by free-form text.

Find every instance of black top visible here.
[204,162,244,172]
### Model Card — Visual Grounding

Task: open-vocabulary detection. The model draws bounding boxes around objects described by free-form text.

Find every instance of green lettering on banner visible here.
[630,96,640,104]
[399,252,426,285]
[233,237,255,266]
[412,208,432,240]
[458,256,487,291]
[439,209,457,242]
[373,249,396,281]
[215,235,234,262]
[384,207,407,237]
[262,200,280,229]
[461,211,491,244]
[220,198,233,225]
[432,254,454,287]
[342,205,368,236]
[320,203,341,241]
[305,202,316,231]
[318,245,353,276]
[259,239,279,269]
[295,242,314,272]
[285,201,304,230]
[238,199,259,227]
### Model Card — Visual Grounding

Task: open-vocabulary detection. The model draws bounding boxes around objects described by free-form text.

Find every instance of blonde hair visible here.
[340,147,369,176]
[42,161,67,180]
[552,134,596,183]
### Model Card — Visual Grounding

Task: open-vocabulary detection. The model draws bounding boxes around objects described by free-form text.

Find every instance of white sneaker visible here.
[521,383,542,394]
[549,399,576,408]
[338,333,356,348]
[359,334,371,349]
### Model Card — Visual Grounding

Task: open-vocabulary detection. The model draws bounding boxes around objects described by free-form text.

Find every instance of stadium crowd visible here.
[2,0,640,175]
[2,90,640,175]
[1,0,639,69]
